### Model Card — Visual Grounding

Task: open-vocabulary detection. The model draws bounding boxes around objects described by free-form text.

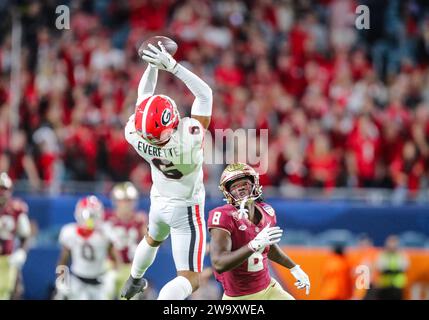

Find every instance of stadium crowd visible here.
[1,0,429,198]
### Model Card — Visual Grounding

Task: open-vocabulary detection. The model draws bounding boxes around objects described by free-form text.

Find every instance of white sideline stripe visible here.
[141,95,157,139]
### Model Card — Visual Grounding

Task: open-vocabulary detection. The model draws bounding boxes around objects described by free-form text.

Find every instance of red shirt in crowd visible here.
[347,122,381,181]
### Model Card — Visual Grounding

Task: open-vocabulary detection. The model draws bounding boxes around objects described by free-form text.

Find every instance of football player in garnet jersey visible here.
[208,163,311,300]
[104,182,147,298]
[56,195,122,300]
[121,41,212,300]
[0,172,32,300]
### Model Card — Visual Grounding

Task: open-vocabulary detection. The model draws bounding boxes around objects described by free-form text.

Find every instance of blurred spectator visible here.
[0,130,41,190]
[90,38,125,71]
[63,122,99,181]
[346,115,381,188]
[32,102,64,191]
[1,0,429,196]
[390,140,425,200]
[375,235,409,300]
[319,243,353,300]
[306,133,339,188]
[214,50,244,89]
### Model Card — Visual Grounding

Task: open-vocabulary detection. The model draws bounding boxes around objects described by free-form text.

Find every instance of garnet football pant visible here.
[222,278,295,300]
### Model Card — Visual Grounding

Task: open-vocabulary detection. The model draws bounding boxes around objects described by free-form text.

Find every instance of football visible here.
[138,36,178,58]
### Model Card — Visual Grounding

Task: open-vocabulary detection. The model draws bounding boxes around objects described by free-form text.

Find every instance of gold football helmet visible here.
[219,163,262,205]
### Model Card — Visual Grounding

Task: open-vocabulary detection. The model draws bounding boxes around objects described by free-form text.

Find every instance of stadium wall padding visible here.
[19,195,429,299]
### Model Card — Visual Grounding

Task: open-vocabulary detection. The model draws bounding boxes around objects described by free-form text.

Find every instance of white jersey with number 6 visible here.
[125,115,205,205]
[59,223,111,279]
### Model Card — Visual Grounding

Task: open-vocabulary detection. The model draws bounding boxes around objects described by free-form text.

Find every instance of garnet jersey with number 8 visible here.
[208,202,277,297]
[125,115,204,205]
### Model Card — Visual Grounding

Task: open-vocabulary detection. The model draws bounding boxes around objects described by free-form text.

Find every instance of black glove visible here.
[121,275,148,300]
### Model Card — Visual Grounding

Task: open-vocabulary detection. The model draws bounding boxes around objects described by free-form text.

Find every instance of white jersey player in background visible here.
[56,195,121,300]
[121,41,212,300]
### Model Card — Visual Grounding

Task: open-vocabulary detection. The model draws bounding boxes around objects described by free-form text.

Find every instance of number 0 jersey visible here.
[125,115,205,205]
[207,202,277,297]
[59,223,111,279]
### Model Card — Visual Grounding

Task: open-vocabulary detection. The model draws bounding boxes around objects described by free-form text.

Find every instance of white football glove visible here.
[290,265,310,295]
[248,224,283,252]
[8,248,27,269]
[141,42,178,73]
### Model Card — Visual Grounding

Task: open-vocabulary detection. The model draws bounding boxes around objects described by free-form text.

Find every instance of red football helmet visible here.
[74,195,104,230]
[134,94,180,145]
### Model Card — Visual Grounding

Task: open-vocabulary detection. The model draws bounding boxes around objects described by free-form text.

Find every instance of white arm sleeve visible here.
[136,65,158,106]
[124,114,137,144]
[59,225,73,249]
[16,213,31,239]
[173,64,213,116]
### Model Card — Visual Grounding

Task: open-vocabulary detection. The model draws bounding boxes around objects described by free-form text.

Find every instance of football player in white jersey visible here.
[56,195,121,300]
[121,41,212,300]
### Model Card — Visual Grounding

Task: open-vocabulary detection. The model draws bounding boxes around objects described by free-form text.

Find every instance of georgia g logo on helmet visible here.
[134,94,180,145]
[161,109,172,126]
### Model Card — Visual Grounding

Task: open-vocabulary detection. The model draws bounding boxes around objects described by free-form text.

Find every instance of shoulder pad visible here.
[260,203,275,217]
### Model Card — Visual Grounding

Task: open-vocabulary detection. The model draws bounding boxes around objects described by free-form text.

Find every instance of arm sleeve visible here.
[187,117,205,149]
[136,65,158,106]
[124,114,137,145]
[207,209,233,235]
[16,214,31,239]
[59,226,72,249]
[173,64,213,116]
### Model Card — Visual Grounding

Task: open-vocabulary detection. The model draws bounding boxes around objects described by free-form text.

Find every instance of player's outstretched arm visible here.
[209,228,254,274]
[268,244,311,295]
[174,62,212,129]
[141,42,213,129]
[57,246,71,267]
[136,63,159,107]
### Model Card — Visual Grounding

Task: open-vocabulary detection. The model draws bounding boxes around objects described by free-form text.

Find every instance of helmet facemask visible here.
[226,177,258,219]
[226,177,255,205]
